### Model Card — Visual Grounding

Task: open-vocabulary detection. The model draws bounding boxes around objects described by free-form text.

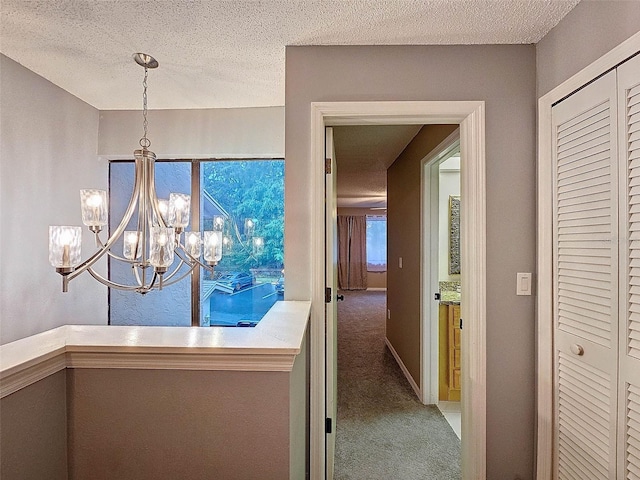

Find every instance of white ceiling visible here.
[0,0,580,110]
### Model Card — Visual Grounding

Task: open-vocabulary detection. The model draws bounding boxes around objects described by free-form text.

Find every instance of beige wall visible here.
[0,55,108,345]
[337,207,387,289]
[386,125,458,385]
[1,371,68,480]
[536,0,640,97]
[1,335,308,480]
[67,368,292,480]
[285,44,537,479]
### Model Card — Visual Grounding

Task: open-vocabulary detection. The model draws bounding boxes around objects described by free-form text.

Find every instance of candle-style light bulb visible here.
[149,226,175,270]
[80,189,108,230]
[185,231,202,258]
[204,231,222,265]
[169,193,190,230]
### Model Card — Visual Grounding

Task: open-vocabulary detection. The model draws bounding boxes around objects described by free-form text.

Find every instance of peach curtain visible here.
[337,215,368,290]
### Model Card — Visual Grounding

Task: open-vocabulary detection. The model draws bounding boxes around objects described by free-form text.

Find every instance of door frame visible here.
[310,101,487,479]
[421,131,461,405]
[536,32,640,480]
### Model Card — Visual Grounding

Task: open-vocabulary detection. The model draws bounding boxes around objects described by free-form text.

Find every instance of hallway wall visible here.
[386,124,458,385]
[285,43,537,479]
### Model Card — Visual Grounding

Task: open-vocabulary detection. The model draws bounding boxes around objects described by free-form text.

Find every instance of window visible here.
[108,159,284,327]
[366,215,387,271]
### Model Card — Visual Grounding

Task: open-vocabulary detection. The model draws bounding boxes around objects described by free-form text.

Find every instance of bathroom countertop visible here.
[439,291,461,305]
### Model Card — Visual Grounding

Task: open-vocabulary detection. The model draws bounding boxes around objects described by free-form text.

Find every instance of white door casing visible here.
[310,101,486,480]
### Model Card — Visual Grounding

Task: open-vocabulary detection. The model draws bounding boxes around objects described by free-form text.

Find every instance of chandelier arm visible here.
[104,249,141,264]
[93,235,142,265]
[175,246,214,272]
[161,264,198,288]
[159,258,190,283]
[86,266,144,291]
[130,265,160,293]
[139,155,150,288]
[66,157,144,283]
[147,158,167,228]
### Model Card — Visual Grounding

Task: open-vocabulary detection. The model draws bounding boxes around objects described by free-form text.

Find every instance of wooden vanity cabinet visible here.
[448,304,461,397]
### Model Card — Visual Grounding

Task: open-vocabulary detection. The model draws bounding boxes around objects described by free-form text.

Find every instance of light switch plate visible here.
[516,272,532,296]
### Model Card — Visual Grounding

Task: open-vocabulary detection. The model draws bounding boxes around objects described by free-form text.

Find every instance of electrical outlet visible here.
[399,257,403,269]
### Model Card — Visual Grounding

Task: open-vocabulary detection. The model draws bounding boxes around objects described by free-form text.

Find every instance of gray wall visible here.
[0,55,108,345]
[285,44,537,479]
[98,107,284,158]
[536,0,640,97]
[386,125,458,385]
[0,371,68,480]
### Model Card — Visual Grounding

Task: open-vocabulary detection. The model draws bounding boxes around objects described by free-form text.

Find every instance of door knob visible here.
[570,344,584,356]
[337,294,344,301]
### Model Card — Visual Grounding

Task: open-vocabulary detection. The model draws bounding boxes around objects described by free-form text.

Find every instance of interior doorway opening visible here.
[422,134,462,440]
[311,101,487,480]
[331,124,463,476]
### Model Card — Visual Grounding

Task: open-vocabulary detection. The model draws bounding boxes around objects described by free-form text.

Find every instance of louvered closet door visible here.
[618,53,640,480]
[552,70,619,479]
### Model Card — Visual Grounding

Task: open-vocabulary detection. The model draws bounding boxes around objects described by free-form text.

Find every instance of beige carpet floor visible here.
[335,290,461,480]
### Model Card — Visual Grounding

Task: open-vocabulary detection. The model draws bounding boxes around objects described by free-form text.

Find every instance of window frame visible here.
[365,214,387,272]
[108,157,284,327]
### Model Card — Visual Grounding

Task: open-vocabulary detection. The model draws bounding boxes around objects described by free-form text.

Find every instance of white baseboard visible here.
[385,337,421,400]
[367,287,387,291]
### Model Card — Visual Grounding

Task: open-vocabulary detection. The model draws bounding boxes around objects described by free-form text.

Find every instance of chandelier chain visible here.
[140,67,151,148]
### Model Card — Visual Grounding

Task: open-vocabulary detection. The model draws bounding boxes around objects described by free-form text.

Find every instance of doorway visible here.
[422,133,462,438]
[310,101,487,480]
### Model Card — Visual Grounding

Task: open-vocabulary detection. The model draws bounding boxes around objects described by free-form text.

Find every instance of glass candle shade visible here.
[222,235,233,254]
[203,230,222,264]
[244,218,255,237]
[252,236,265,256]
[213,216,225,231]
[149,226,175,268]
[49,226,82,268]
[123,231,142,260]
[157,199,170,225]
[169,193,190,229]
[80,189,108,228]
[185,231,202,258]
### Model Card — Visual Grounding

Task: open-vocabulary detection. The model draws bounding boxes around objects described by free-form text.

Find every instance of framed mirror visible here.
[449,195,460,275]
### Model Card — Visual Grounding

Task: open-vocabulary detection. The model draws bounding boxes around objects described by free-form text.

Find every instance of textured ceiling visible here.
[334,125,421,208]
[0,0,580,109]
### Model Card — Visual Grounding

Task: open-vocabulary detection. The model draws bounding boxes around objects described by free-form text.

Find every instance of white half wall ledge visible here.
[0,301,310,399]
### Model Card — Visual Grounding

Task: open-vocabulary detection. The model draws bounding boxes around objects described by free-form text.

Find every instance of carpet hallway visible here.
[334,290,461,480]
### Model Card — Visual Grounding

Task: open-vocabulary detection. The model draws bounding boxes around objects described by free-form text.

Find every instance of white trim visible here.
[0,301,311,399]
[310,101,486,480]
[0,351,67,398]
[385,337,422,399]
[420,130,461,406]
[536,31,640,480]
[65,352,298,372]
[366,287,387,292]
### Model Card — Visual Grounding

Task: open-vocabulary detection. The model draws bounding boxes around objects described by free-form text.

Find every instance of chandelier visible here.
[49,53,221,294]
